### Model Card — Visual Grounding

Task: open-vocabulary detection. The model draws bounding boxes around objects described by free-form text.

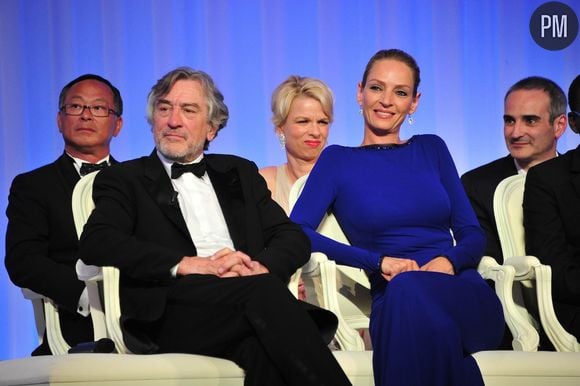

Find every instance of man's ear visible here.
[206,124,218,142]
[554,113,568,139]
[57,112,64,133]
[113,117,123,137]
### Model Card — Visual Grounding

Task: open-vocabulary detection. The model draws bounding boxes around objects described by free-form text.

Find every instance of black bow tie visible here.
[80,161,108,176]
[171,159,206,179]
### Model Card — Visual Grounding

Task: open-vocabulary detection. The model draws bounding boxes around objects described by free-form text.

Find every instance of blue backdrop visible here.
[1,0,578,359]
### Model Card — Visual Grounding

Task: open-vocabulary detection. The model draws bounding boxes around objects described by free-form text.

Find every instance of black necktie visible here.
[80,161,108,176]
[171,159,206,179]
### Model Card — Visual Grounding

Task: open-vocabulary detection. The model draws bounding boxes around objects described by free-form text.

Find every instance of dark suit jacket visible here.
[461,155,518,263]
[78,151,311,353]
[524,146,580,339]
[5,153,117,354]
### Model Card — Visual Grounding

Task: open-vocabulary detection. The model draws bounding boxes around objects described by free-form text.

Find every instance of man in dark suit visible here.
[461,76,567,263]
[5,74,123,355]
[524,74,580,341]
[78,67,350,386]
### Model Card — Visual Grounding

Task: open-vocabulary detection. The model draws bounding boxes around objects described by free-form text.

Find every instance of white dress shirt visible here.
[158,152,235,276]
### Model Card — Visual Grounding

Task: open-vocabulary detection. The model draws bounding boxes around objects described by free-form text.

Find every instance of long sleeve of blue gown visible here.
[290,134,485,275]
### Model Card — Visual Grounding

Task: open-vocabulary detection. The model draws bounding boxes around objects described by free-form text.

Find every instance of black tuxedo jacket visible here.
[461,155,518,263]
[79,151,311,352]
[5,153,117,353]
[524,146,580,339]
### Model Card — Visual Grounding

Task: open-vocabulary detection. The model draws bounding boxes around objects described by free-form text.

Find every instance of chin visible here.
[158,144,186,161]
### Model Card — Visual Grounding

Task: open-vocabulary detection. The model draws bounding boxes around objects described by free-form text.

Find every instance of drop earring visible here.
[278,133,286,149]
[359,106,363,115]
[408,114,414,125]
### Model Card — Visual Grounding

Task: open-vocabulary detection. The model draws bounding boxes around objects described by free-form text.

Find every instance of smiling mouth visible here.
[510,140,530,146]
[374,110,394,118]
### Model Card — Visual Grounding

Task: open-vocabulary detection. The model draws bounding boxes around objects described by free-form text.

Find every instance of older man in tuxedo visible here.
[461,76,567,264]
[524,75,580,341]
[78,67,350,386]
[5,74,123,355]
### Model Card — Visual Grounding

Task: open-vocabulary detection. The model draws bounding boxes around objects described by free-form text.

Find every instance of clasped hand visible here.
[380,256,454,281]
[176,248,269,277]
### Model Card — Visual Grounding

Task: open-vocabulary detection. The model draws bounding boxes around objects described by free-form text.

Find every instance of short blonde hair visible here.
[271,76,334,128]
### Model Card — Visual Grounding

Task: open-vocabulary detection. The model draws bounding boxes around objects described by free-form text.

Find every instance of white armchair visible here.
[493,174,580,352]
[71,170,131,354]
[20,288,71,355]
[289,175,370,351]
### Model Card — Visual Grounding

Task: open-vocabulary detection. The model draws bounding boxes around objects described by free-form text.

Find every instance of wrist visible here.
[378,255,386,273]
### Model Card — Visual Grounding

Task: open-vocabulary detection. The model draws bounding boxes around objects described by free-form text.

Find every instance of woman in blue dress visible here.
[290,49,504,386]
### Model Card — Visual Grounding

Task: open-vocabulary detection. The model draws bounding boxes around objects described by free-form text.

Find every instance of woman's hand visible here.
[421,256,455,275]
[380,256,419,281]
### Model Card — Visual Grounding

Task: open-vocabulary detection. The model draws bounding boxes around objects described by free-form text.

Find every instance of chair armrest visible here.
[478,256,540,351]
[288,268,302,298]
[315,254,367,351]
[75,260,108,343]
[501,256,580,351]
[21,289,46,344]
[532,263,580,352]
[503,255,540,280]
[21,288,71,354]
[101,266,130,354]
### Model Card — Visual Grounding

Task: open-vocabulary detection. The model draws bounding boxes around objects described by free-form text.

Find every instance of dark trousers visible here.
[154,274,351,386]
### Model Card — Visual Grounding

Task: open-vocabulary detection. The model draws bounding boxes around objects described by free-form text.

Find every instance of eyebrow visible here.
[157,99,201,109]
[367,79,412,89]
[503,114,542,121]
[522,114,541,121]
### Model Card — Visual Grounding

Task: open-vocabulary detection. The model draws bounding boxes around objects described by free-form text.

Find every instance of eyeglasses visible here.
[61,103,119,117]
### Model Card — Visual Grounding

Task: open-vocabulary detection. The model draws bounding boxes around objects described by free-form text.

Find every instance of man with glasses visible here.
[524,74,580,341]
[461,76,568,265]
[5,74,123,355]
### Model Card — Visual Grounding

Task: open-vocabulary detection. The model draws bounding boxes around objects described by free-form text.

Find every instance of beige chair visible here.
[289,174,370,351]
[20,288,70,355]
[494,174,580,352]
[72,171,129,353]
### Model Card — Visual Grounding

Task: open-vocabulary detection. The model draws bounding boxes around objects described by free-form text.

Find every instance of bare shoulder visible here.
[259,165,278,193]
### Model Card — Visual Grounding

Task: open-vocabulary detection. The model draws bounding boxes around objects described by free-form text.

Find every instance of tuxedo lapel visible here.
[206,157,247,252]
[142,151,191,242]
[55,153,81,196]
[500,155,518,179]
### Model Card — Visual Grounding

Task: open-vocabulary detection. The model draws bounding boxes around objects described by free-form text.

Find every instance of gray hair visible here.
[146,67,229,148]
[505,76,567,124]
